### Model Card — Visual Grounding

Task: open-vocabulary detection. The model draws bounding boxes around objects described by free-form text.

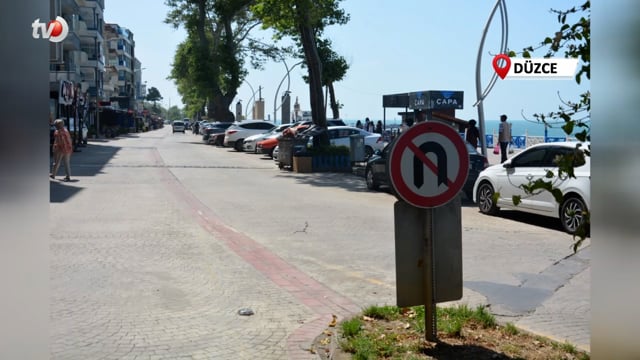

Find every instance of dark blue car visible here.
[364,140,488,199]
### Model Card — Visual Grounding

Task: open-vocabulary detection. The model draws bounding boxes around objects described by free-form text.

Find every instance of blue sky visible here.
[104,0,589,124]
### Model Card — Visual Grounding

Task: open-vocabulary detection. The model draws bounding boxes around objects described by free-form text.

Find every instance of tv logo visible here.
[32,16,69,43]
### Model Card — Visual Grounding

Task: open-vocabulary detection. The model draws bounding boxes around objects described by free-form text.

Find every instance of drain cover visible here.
[238,308,255,316]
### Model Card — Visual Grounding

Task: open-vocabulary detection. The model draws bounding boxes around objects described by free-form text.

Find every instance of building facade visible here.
[49,0,144,136]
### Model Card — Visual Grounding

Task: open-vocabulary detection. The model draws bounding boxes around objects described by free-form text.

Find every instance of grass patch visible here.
[341,317,363,338]
[504,322,520,336]
[435,304,496,336]
[330,304,590,360]
[362,305,400,321]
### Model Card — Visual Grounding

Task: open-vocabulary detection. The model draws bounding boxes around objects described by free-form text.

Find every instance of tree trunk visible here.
[298,22,326,128]
[298,19,329,147]
[211,93,236,122]
[328,82,340,119]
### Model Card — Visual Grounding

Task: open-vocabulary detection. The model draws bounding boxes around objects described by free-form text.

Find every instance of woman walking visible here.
[50,119,73,181]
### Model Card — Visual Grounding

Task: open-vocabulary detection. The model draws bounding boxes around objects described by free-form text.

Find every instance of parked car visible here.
[172,120,186,133]
[365,140,489,200]
[327,119,346,126]
[243,123,292,153]
[473,141,590,234]
[310,126,385,156]
[224,120,276,151]
[202,122,232,142]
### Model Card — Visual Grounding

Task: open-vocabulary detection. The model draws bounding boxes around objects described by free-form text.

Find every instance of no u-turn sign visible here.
[389,121,469,208]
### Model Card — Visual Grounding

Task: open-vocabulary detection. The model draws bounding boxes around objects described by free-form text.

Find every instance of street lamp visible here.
[474,0,509,157]
[244,79,257,119]
[273,60,304,124]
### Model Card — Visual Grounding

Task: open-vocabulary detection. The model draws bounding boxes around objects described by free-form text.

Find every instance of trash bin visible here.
[350,134,365,163]
[278,137,308,170]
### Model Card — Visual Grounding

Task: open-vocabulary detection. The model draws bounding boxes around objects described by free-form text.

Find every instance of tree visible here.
[509,1,590,250]
[146,87,163,106]
[166,105,183,120]
[305,37,349,119]
[252,0,349,131]
[166,0,275,122]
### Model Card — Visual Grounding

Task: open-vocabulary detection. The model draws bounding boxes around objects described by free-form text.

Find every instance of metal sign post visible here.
[424,208,436,341]
[389,121,469,342]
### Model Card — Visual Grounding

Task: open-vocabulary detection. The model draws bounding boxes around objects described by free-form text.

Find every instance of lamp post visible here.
[244,79,257,119]
[474,0,509,157]
[273,60,304,124]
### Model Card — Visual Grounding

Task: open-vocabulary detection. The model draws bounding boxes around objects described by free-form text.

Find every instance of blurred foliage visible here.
[511,1,590,251]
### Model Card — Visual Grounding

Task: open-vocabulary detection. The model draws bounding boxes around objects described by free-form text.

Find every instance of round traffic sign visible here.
[388,121,469,208]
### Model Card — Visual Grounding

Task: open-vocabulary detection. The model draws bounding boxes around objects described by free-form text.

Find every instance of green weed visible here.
[362,305,400,321]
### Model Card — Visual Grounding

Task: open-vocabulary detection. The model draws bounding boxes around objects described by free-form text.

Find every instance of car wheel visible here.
[560,196,587,234]
[477,182,499,215]
[235,139,244,152]
[365,168,379,191]
[365,145,374,158]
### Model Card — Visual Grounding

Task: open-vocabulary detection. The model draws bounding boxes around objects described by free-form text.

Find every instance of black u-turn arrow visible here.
[413,142,448,188]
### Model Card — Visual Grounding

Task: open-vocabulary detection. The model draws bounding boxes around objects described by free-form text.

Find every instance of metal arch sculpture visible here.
[474,0,509,157]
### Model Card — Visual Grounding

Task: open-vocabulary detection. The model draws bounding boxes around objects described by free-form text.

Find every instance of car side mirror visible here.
[502,162,513,169]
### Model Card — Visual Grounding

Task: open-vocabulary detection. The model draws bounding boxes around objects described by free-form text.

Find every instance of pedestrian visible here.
[193,121,200,135]
[367,120,375,133]
[465,119,480,149]
[498,114,512,163]
[355,120,363,129]
[50,119,73,181]
[364,117,371,132]
[375,120,383,134]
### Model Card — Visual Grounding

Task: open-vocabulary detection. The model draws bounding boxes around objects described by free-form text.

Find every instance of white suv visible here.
[172,120,186,133]
[224,120,276,151]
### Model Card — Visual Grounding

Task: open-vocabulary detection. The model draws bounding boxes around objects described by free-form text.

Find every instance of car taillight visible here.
[227,130,237,135]
[483,156,489,168]
[376,136,383,143]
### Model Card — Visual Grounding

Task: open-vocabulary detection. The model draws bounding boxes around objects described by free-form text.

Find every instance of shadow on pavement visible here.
[423,342,519,360]
[275,172,369,193]
[50,142,121,203]
[483,210,565,233]
[50,180,83,203]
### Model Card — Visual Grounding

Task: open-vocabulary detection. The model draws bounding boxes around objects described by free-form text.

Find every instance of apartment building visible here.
[103,23,139,111]
[49,0,144,135]
[49,0,105,132]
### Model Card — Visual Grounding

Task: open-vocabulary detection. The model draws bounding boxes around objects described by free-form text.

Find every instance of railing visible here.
[483,134,574,149]
[81,47,98,60]
[85,0,105,10]
[50,62,79,73]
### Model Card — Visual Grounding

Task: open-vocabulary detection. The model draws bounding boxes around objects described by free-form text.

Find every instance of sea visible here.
[342,119,586,138]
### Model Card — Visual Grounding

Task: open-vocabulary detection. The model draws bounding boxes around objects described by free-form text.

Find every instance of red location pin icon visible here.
[492,54,511,79]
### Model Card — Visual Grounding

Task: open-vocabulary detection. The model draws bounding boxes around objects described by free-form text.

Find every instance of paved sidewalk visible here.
[50,130,590,358]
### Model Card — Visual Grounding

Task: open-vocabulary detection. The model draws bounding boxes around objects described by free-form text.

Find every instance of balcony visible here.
[50,62,81,83]
[61,0,80,15]
[83,0,105,10]
[77,18,104,42]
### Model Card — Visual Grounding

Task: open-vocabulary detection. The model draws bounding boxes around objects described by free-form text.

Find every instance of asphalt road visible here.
[50,127,590,359]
